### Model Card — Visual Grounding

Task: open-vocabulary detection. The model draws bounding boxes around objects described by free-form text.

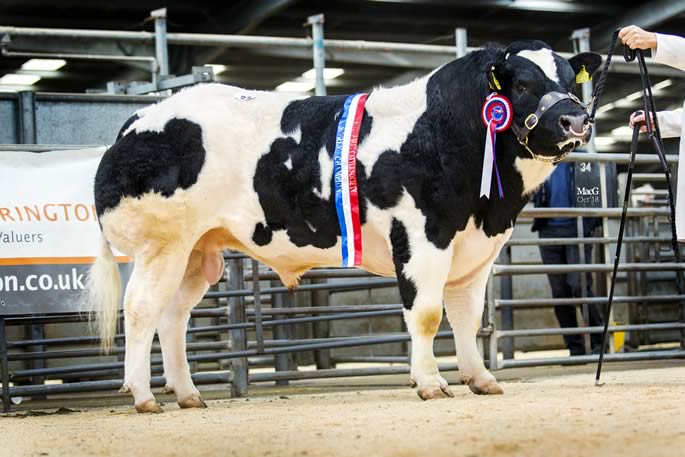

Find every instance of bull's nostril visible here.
[560,117,571,131]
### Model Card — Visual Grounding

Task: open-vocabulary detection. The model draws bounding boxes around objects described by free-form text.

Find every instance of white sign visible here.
[0,147,130,314]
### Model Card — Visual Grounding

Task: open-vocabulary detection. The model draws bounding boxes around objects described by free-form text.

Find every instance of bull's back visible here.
[94,84,350,259]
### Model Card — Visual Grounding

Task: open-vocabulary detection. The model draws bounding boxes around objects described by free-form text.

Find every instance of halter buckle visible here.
[524,113,539,130]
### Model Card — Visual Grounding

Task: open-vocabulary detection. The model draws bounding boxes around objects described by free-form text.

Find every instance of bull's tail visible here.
[84,233,122,353]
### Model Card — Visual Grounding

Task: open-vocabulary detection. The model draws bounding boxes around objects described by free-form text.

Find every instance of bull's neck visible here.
[424,56,550,233]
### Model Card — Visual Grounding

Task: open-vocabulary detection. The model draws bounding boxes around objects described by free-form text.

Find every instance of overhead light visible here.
[275,81,315,93]
[301,68,344,80]
[596,102,615,115]
[624,91,643,102]
[611,126,633,138]
[0,74,41,85]
[598,79,672,114]
[594,136,616,146]
[21,59,66,71]
[207,64,227,75]
[653,79,672,90]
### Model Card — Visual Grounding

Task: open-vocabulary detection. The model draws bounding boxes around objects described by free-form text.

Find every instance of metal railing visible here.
[2,149,681,411]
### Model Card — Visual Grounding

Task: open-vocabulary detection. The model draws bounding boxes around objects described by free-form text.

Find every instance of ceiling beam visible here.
[236,46,685,78]
[191,0,298,69]
[365,0,619,15]
[245,46,449,69]
[591,0,685,50]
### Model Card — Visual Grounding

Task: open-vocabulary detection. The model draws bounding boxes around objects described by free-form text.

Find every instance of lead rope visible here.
[594,31,684,385]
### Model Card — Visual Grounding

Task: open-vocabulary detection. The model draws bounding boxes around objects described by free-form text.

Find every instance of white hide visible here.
[515,156,556,196]
[313,147,334,201]
[516,48,560,83]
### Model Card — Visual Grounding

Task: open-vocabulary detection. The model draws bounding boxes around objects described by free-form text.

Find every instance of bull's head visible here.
[491,40,602,162]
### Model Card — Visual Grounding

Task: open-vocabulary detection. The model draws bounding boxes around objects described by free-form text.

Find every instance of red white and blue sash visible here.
[334,93,367,267]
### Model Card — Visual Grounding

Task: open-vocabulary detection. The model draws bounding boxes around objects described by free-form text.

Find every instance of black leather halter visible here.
[509,91,586,163]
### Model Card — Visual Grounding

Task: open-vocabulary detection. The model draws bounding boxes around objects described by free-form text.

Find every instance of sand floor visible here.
[3,362,684,457]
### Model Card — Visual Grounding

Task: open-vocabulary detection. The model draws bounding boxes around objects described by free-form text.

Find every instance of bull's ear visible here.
[490,60,510,91]
[568,52,602,84]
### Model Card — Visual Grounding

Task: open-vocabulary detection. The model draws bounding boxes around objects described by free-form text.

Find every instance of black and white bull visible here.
[86,40,601,413]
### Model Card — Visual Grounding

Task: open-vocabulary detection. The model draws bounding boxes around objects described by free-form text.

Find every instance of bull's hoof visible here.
[461,375,504,395]
[161,385,175,394]
[409,377,417,388]
[417,384,455,400]
[118,383,130,394]
[135,400,163,414]
[178,396,208,409]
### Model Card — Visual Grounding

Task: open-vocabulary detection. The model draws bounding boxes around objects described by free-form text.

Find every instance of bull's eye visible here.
[516,83,527,93]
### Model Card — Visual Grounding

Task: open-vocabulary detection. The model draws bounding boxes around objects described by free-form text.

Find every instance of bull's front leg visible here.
[443,267,503,395]
[389,219,453,400]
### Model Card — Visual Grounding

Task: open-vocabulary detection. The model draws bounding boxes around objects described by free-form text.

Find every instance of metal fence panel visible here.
[0,95,18,143]
[34,94,161,145]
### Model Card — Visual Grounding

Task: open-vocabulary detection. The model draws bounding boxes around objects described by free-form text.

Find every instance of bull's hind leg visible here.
[157,250,216,409]
[444,267,503,395]
[123,246,192,413]
[389,219,453,400]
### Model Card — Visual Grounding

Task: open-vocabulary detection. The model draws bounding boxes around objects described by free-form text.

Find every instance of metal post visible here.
[18,91,36,144]
[455,28,467,58]
[571,28,595,153]
[487,275,498,370]
[499,247,514,359]
[577,216,592,355]
[251,259,265,354]
[227,258,248,396]
[306,14,326,96]
[311,278,332,369]
[151,8,169,79]
[29,324,46,399]
[574,26,616,347]
[271,281,291,385]
[0,318,10,412]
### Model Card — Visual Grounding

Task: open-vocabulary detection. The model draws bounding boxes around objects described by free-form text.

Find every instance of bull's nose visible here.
[559,114,589,137]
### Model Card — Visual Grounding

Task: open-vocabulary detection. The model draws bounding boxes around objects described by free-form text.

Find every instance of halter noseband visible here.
[511,91,586,163]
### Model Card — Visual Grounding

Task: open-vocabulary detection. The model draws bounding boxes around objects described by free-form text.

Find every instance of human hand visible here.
[619,25,657,50]
[629,110,654,133]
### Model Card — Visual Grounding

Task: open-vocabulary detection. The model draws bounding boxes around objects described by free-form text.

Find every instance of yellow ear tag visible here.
[576,65,591,84]
[490,70,502,91]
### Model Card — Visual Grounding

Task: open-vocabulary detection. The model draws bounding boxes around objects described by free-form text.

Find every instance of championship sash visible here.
[333,93,367,267]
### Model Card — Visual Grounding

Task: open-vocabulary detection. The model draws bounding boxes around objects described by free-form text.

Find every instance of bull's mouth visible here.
[556,129,590,153]
[558,139,584,153]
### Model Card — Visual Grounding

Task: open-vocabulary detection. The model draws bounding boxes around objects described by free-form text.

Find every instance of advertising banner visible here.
[0,147,131,315]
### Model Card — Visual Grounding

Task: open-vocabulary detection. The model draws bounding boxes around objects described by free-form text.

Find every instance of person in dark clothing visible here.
[532,162,604,355]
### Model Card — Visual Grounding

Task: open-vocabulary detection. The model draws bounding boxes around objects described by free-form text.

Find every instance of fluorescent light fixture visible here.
[275,81,315,93]
[21,59,66,71]
[624,91,643,102]
[0,74,41,85]
[207,64,227,75]
[594,136,616,146]
[611,126,633,138]
[302,68,344,80]
[653,79,672,90]
[596,102,615,114]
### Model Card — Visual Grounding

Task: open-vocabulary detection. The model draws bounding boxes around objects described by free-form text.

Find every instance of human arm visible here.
[630,109,683,138]
[619,25,685,72]
[656,108,683,137]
